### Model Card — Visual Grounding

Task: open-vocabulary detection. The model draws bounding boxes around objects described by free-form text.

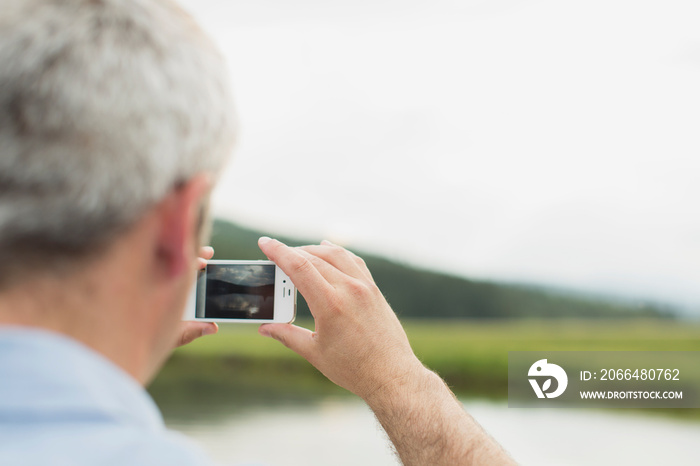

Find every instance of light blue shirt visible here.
[0,328,215,466]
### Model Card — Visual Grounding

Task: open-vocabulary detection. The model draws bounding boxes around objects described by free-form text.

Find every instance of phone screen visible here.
[195,263,276,320]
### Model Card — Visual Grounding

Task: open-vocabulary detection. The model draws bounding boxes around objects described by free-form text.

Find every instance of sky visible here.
[179,0,700,313]
[209,265,275,288]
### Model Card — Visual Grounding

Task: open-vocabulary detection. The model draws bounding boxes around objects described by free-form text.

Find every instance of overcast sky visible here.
[209,265,275,288]
[180,0,700,313]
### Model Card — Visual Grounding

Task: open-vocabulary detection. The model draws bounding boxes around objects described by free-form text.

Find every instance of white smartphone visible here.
[183,260,296,323]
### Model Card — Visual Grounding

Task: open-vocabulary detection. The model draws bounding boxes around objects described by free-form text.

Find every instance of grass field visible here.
[149,318,700,419]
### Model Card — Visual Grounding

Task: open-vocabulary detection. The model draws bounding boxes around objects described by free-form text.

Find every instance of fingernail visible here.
[258,236,272,245]
[258,325,271,337]
[202,246,214,254]
[321,239,334,246]
[201,325,217,336]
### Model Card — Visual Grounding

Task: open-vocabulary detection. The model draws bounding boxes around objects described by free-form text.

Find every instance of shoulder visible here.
[0,421,215,466]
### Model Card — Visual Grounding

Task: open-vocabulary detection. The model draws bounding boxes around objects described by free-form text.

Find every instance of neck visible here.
[0,195,202,386]
[0,239,156,385]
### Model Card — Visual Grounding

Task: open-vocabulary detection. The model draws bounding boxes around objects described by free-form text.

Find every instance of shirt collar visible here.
[0,327,164,430]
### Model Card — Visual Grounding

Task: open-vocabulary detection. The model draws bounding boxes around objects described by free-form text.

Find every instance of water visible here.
[168,398,700,465]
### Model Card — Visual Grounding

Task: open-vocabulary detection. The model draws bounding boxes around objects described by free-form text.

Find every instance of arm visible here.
[364,365,513,465]
[257,237,515,466]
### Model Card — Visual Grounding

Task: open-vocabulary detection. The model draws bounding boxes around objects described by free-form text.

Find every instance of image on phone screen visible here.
[196,263,276,320]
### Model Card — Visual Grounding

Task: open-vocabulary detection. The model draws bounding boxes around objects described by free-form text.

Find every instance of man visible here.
[0,0,514,464]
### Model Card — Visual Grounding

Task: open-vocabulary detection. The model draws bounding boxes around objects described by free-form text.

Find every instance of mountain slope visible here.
[208,220,673,319]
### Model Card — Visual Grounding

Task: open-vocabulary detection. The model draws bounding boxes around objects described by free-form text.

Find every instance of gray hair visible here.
[0,0,235,282]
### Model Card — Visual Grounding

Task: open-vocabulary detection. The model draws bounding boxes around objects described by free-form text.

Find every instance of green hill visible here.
[208,219,674,320]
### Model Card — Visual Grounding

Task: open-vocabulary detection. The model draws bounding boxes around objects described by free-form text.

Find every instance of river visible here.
[167,398,700,465]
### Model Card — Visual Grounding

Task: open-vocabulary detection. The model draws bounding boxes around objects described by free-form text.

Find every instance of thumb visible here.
[176,321,218,347]
[259,323,315,360]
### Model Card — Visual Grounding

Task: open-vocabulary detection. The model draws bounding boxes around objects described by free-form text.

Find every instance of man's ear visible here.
[153,174,212,279]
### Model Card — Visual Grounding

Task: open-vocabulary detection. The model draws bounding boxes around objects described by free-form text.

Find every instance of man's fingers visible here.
[294,248,347,284]
[258,237,333,301]
[258,323,316,360]
[197,246,214,269]
[199,246,214,260]
[299,243,371,282]
[176,321,218,347]
[179,248,216,348]
[323,240,374,281]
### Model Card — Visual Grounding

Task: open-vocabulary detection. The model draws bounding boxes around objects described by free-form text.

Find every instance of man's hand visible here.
[257,237,424,399]
[175,246,218,348]
[258,237,515,466]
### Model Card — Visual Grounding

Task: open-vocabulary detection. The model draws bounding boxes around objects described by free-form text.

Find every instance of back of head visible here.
[0,0,235,286]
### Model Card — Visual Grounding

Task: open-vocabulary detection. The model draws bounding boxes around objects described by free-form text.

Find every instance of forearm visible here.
[364,364,516,466]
